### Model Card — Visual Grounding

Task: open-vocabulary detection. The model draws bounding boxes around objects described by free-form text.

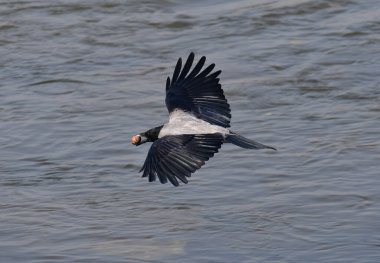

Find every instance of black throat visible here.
[142,125,163,142]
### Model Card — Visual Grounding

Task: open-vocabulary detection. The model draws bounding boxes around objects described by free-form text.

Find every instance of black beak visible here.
[131,134,148,146]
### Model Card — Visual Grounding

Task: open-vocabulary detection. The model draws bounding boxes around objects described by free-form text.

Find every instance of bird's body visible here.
[159,110,229,138]
[132,53,275,186]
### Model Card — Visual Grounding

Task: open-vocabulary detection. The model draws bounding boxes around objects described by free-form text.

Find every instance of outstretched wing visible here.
[165,52,231,128]
[139,134,224,186]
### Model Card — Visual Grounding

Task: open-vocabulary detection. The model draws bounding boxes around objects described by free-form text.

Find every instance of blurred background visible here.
[1,0,379,262]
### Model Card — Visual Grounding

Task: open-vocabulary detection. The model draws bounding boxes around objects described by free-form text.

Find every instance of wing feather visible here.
[172,57,182,84]
[140,134,224,186]
[165,53,231,128]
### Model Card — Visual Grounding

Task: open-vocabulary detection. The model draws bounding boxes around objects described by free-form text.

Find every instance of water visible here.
[1,0,379,262]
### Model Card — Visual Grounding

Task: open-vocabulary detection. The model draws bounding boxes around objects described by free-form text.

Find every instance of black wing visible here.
[139,134,224,186]
[165,53,231,128]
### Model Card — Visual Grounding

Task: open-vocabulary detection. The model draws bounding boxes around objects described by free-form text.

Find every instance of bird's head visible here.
[131,125,163,146]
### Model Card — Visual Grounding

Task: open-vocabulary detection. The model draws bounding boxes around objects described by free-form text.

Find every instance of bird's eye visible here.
[131,135,141,145]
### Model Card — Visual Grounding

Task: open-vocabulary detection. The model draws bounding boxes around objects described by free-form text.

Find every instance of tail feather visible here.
[225,132,276,150]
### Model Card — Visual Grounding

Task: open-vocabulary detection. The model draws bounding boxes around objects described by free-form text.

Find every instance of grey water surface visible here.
[1,0,379,262]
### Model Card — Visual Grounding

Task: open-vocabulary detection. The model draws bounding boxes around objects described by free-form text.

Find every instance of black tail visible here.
[225,132,276,150]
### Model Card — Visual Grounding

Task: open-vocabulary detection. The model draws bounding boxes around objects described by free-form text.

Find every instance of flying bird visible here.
[132,52,275,186]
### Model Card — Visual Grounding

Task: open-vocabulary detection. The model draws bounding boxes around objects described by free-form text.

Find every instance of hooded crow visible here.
[132,52,276,186]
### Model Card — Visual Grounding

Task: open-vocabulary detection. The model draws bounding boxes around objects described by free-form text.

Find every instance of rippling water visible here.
[1,0,380,262]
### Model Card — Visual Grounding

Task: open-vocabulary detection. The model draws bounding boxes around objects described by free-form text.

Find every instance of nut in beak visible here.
[131,135,141,145]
